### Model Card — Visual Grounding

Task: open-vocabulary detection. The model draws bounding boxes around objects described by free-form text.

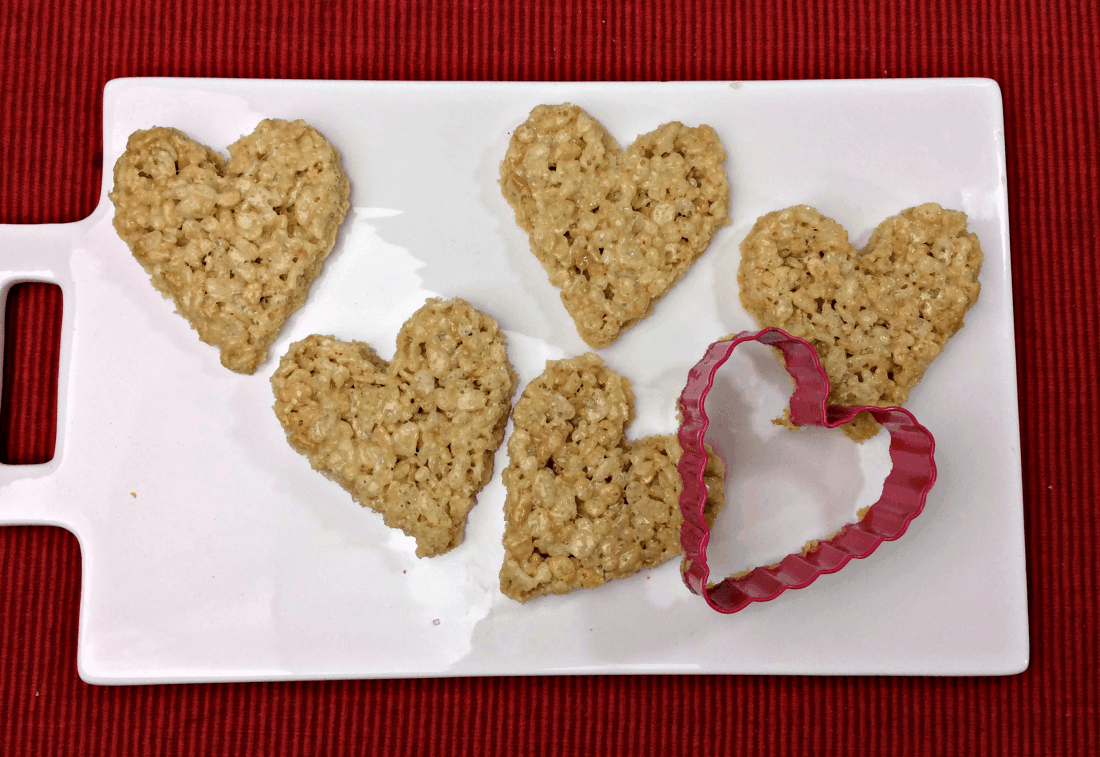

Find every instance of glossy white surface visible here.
[0,78,1027,682]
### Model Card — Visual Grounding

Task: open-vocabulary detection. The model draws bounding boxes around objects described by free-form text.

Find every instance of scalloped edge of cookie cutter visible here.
[677,327,937,614]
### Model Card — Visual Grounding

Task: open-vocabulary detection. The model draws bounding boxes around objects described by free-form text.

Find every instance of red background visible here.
[2,1,1097,754]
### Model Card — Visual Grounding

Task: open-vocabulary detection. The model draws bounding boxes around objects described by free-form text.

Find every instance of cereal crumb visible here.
[500,104,730,348]
[500,353,725,602]
[271,298,518,558]
[110,119,351,374]
[738,203,982,441]
[130,492,136,498]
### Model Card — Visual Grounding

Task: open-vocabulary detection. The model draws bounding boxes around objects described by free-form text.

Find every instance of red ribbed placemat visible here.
[2,1,1097,754]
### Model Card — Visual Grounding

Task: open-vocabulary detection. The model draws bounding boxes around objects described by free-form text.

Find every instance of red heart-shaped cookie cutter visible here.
[677,328,938,614]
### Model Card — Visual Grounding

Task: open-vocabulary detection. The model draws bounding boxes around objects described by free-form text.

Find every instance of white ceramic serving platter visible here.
[0,78,1027,682]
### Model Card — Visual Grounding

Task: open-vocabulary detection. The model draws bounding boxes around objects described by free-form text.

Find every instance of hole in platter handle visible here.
[1,282,64,465]
[677,328,938,614]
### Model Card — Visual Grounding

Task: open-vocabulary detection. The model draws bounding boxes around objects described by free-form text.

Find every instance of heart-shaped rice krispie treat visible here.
[500,104,730,348]
[271,298,518,558]
[500,352,725,602]
[110,119,350,374]
[738,203,983,441]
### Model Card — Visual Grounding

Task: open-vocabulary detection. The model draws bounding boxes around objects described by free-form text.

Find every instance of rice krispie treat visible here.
[500,104,730,348]
[271,298,518,558]
[500,353,725,602]
[110,119,350,374]
[738,203,983,441]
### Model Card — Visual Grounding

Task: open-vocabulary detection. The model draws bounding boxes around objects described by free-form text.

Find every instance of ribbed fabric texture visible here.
[1,0,1097,754]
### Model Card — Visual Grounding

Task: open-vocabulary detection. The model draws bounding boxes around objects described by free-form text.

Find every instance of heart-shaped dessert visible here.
[500,352,725,602]
[110,119,351,374]
[677,328,937,614]
[738,204,982,441]
[270,298,518,558]
[500,104,730,349]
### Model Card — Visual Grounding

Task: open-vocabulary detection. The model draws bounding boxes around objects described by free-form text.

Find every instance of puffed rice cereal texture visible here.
[110,119,351,374]
[500,352,725,602]
[271,298,518,558]
[738,203,983,441]
[500,104,730,349]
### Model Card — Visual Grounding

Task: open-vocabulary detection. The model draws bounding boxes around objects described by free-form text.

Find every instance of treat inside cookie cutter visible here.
[677,327,937,614]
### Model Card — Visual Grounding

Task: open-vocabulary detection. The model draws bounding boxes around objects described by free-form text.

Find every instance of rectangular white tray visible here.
[0,78,1027,682]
